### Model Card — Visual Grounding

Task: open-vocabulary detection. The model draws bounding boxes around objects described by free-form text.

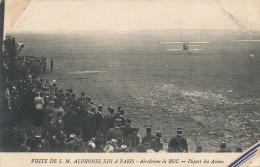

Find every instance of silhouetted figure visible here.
[50,58,53,73]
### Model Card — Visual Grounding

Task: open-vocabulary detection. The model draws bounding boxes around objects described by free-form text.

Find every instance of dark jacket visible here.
[101,113,114,135]
[105,127,123,142]
[120,124,134,137]
[168,135,188,152]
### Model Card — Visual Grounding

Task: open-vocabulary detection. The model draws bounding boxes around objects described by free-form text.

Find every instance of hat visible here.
[81,92,85,96]
[121,144,127,149]
[90,101,94,105]
[126,118,131,124]
[220,141,226,148]
[115,119,121,127]
[116,119,121,123]
[235,148,242,152]
[98,105,102,111]
[133,127,139,133]
[69,88,73,93]
[69,134,76,138]
[120,109,124,115]
[146,127,152,133]
[88,97,92,102]
[177,128,182,134]
[195,146,202,152]
[110,108,115,114]
[177,128,182,132]
[111,139,117,143]
[156,130,162,137]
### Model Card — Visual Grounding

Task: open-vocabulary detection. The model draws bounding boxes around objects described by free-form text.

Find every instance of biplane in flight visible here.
[160,41,211,54]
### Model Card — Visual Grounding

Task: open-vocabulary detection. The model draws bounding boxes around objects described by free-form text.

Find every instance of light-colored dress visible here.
[34,96,44,109]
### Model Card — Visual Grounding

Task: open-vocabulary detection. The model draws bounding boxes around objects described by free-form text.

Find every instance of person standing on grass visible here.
[50,58,54,73]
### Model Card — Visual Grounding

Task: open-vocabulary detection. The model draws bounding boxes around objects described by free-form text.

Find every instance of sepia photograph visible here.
[0,0,260,166]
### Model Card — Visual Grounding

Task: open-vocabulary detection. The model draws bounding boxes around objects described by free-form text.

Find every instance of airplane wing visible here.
[166,49,183,51]
[189,49,205,51]
[189,42,210,44]
[186,45,202,47]
[235,40,260,42]
[160,42,210,44]
[160,42,174,44]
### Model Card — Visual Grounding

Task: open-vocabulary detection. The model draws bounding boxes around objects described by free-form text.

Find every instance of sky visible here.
[5,0,260,34]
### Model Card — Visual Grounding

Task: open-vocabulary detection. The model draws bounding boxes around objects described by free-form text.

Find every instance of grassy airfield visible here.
[13,29,260,152]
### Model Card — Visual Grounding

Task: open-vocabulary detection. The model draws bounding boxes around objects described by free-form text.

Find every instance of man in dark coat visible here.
[119,109,126,126]
[126,127,140,149]
[105,119,123,142]
[92,138,105,153]
[168,128,188,152]
[150,130,163,152]
[120,118,134,137]
[50,58,53,73]
[95,105,103,133]
[101,108,115,136]
[44,114,60,152]
[142,127,156,150]
[114,106,122,119]
[43,101,55,126]
[54,113,65,133]
[85,107,97,141]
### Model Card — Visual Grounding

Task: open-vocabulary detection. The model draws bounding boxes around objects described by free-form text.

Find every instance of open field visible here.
[12,29,260,152]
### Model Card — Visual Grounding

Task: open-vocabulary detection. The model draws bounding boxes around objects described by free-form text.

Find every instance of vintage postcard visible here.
[0,0,260,166]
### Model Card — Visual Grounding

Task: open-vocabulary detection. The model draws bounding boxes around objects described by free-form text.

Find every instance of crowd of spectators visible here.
[3,57,242,153]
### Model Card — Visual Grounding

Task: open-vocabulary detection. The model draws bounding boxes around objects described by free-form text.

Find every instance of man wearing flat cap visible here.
[168,128,188,152]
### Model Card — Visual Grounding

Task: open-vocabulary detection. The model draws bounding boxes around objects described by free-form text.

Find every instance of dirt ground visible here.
[12,29,260,152]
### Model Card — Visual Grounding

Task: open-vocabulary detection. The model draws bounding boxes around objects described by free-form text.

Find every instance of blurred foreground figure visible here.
[168,128,188,152]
